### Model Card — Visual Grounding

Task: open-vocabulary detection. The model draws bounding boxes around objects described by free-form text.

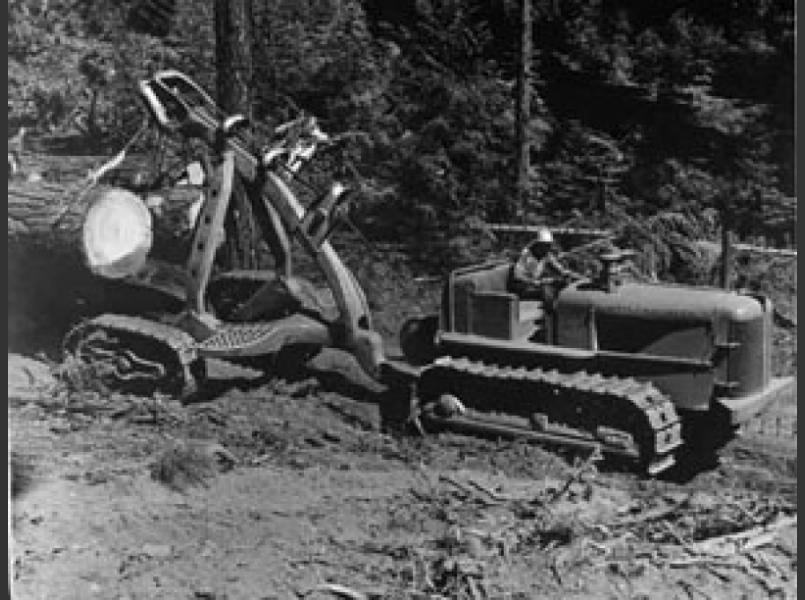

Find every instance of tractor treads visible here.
[417,356,683,475]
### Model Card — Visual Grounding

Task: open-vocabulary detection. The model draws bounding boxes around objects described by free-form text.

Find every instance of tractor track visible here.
[60,310,796,476]
[62,314,200,396]
[416,356,684,475]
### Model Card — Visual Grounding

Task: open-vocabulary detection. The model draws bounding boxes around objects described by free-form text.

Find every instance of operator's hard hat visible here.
[532,227,554,246]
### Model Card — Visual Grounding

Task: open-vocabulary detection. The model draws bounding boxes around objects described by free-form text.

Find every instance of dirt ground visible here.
[9,339,797,600]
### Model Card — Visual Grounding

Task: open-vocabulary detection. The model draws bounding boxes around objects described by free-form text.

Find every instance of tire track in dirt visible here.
[709,389,798,503]
[736,384,797,458]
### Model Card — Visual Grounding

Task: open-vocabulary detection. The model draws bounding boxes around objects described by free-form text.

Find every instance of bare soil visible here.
[9,343,797,600]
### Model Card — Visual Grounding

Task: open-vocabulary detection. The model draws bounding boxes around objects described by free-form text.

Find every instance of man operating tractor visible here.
[509,227,583,301]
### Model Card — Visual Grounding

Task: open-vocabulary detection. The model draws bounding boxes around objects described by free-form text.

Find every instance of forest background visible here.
[7,0,796,282]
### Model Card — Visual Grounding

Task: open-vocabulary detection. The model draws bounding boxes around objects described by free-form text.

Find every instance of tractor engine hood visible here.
[555,280,773,403]
[557,280,767,324]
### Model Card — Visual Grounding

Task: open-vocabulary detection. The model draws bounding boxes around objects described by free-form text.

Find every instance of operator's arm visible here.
[546,255,584,281]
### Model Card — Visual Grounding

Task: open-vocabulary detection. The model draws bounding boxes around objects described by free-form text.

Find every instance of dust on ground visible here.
[9,343,797,600]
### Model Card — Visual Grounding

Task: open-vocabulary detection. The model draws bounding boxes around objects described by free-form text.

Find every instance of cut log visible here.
[8,179,204,256]
[82,187,154,279]
[8,179,205,353]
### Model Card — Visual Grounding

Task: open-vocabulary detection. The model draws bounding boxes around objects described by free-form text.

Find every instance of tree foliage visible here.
[7,0,795,276]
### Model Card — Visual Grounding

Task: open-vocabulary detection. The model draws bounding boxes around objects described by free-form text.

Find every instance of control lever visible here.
[597,249,637,292]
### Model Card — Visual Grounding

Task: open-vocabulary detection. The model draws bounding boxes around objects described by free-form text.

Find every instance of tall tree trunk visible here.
[515,0,533,218]
[214,0,264,269]
[214,0,254,120]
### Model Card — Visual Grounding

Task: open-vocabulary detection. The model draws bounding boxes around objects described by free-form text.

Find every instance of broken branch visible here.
[302,583,370,600]
[687,514,797,556]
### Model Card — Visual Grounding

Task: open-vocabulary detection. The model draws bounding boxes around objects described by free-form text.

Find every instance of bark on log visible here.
[7,181,95,234]
[7,179,203,254]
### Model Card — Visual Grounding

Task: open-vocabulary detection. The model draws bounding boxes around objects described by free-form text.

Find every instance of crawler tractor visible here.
[387,251,795,474]
[64,71,792,477]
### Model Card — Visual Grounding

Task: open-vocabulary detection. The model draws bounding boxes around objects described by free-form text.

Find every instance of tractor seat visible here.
[519,299,545,324]
[513,299,545,340]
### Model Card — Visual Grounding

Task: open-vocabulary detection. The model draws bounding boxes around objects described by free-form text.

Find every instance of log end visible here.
[82,187,154,279]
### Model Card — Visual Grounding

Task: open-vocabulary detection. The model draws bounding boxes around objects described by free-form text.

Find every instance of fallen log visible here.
[8,179,203,250]
[8,179,98,246]
[7,178,205,353]
[685,514,797,557]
